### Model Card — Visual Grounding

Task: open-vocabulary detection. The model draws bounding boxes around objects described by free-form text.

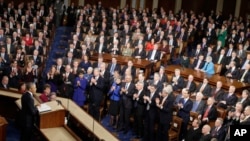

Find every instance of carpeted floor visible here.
[100,115,136,141]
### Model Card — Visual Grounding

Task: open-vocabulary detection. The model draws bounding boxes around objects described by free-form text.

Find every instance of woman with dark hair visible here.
[73,70,88,107]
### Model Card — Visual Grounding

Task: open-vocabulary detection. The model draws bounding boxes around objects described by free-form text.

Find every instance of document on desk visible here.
[38,103,52,113]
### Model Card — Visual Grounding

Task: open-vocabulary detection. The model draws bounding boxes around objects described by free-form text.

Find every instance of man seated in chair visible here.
[198,97,218,127]
[185,118,202,141]
[146,44,161,62]
[191,92,206,115]
[217,85,238,109]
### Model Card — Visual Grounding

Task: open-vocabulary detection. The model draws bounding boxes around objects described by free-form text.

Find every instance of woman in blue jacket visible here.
[108,77,121,129]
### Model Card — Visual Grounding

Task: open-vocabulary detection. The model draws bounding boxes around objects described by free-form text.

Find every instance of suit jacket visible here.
[191,49,203,58]
[226,56,240,68]
[30,46,44,55]
[4,44,15,54]
[237,69,250,83]
[201,62,215,75]
[29,55,42,66]
[89,76,105,103]
[221,93,238,107]
[62,57,74,66]
[133,89,147,114]
[177,98,193,123]
[158,94,175,124]
[236,49,247,60]
[211,126,226,141]
[132,48,146,59]
[106,63,121,74]
[238,98,250,109]
[185,127,202,141]
[20,91,38,127]
[211,88,225,103]
[213,54,227,65]
[171,75,185,91]
[225,67,239,79]
[240,117,250,125]
[199,134,212,141]
[147,50,161,61]
[121,82,135,109]
[201,104,217,121]
[184,81,196,94]
[191,59,205,69]
[94,43,108,53]
[0,53,10,65]
[121,66,136,78]
[196,83,212,97]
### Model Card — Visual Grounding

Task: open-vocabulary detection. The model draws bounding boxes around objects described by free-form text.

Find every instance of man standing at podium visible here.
[20,82,39,141]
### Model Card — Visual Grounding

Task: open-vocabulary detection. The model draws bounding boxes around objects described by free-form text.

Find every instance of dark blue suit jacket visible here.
[177,98,193,123]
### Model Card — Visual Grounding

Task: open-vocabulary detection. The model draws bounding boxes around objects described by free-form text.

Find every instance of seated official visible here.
[184,74,196,94]
[210,118,226,141]
[237,63,250,83]
[225,61,239,79]
[198,97,218,126]
[201,56,215,75]
[146,44,161,62]
[191,54,205,70]
[194,77,212,97]
[217,85,238,109]
[171,68,184,91]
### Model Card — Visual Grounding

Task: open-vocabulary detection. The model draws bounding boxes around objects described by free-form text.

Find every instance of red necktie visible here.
[203,106,210,119]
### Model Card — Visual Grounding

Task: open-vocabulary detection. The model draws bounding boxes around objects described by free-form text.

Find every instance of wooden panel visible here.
[0,117,8,141]
[240,0,250,19]
[222,0,236,17]
[39,110,66,129]
[145,0,153,10]
[158,0,175,13]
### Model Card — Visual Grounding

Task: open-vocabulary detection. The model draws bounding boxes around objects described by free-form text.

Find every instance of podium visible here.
[15,100,81,141]
[0,117,8,141]
[38,101,65,129]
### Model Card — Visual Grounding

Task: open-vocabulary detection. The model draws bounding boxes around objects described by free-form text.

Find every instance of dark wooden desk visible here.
[90,53,154,78]
[165,65,250,92]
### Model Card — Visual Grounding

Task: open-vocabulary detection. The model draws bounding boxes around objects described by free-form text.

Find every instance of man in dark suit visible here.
[143,84,160,141]
[94,37,108,54]
[146,44,161,62]
[184,74,197,94]
[191,54,205,70]
[30,40,44,55]
[240,105,250,125]
[20,82,38,141]
[121,60,136,79]
[167,34,178,48]
[191,44,203,59]
[155,85,175,141]
[118,74,135,134]
[200,124,212,141]
[132,81,146,139]
[185,118,202,141]
[225,61,239,79]
[132,44,146,59]
[89,67,105,120]
[59,65,75,98]
[213,49,227,65]
[218,85,238,109]
[177,88,193,140]
[29,50,42,66]
[195,78,212,97]
[4,37,15,54]
[62,51,74,67]
[106,57,121,76]
[238,63,250,83]
[0,75,9,89]
[0,46,10,65]
[171,68,185,91]
[199,97,218,127]
[211,81,225,104]
[211,118,226,141]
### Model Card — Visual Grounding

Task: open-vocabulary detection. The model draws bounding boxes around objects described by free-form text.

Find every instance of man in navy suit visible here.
[20,82,39,141]
[106,57,121,76]
[155,85,175,141]
[146,44,161,62]
[211,118,226,141]
[118,74,135,134]
[218,85,238,109]
[177,88,193,140]
[89,67,105,120]
[191,54,205,70]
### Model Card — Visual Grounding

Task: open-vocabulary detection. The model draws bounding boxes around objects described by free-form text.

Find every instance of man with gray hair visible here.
[155,85,175,141]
